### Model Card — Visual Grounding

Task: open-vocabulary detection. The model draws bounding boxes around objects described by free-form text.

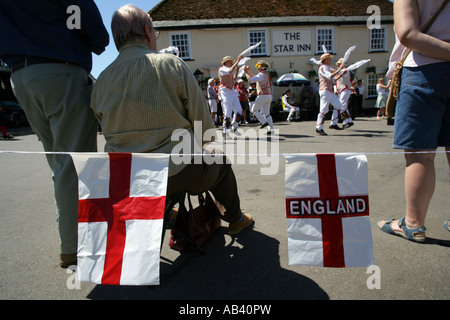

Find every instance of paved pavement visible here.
[1,116,449,302]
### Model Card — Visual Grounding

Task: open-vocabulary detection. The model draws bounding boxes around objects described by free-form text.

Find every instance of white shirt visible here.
[318,64,334,91]
[357,85,365,95]
[318,64,333,80]
[219,65,232,76]
[377,84,388,96]
[219,66,235,89]
[249,72,265,83]
[282,95,294,109]
[336,69,352,92]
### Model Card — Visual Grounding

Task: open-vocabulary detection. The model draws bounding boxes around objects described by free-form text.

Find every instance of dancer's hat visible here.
[222,56,234,64]
[255,60,269,69]
[320,53,333,62]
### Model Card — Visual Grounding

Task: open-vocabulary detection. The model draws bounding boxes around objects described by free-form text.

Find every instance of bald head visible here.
[111,4,155,50]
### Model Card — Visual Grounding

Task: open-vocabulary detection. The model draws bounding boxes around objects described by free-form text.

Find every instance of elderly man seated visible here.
[90,5,253,235]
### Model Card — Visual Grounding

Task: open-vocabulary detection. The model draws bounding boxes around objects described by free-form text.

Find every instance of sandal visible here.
[377,217,426,243]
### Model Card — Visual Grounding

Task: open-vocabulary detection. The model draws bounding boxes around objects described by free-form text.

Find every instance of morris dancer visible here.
[316,53,345,135]
[332,58,355,129]
[244,60,274,134]
[219,56,243,135]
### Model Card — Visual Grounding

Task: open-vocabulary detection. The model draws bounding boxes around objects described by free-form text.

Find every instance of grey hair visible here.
[111,4,153,50]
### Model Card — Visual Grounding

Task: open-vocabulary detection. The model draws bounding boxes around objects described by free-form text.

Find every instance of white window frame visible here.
[369,26,387,52]
[367,72,386,98]
[247,28,269,57]
[316,27,335,54]
[168,31,193,60]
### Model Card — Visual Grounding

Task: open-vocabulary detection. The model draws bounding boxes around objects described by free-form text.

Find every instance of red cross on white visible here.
[285,153,374,268]
[71,153,169,285]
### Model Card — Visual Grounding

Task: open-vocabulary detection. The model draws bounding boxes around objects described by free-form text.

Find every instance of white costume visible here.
[281,94,299,121]
[207,83,218,113]
[249,69,273,132]
[316,63,344,131]
[331,68,354,127]
[219,65,242,133]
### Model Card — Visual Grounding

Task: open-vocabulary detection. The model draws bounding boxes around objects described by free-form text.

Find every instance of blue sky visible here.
[92,0,161,78]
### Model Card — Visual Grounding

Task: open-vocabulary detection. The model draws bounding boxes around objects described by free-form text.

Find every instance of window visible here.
[367,72,386,97]
[316,27,334,54]
[169,31,192,60]
[370,27,387,52]
[247,29,268,56]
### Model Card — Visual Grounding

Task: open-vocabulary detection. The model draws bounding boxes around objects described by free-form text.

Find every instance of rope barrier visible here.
[0,150,449,156]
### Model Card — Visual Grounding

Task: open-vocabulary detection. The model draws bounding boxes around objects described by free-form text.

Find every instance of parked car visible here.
[1,100,29,127]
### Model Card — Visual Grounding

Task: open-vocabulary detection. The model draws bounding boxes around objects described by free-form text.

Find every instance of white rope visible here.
[0,150,449,156]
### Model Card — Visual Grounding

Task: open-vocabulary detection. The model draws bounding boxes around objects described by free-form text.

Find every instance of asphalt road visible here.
[1,116,449,303]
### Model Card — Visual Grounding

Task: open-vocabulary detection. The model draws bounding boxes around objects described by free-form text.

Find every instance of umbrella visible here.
[274,73,310,87]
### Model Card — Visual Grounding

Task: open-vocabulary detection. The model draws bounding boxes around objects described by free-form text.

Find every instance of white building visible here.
[150,0,395,110]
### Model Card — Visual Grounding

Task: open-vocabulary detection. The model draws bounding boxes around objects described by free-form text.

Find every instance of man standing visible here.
[316,53,345,135]
[0,0,109,268]
[356,79,365,116]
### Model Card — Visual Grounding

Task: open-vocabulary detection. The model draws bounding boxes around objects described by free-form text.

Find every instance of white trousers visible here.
[330,89,353,125]
[208,99,217,113]
[219,87,242,119]
[252,94,274,130]
[287,106,300,119]
[316,90,343,130]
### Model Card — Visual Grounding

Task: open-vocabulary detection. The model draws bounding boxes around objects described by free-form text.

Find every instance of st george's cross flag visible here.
[285,153,374,268]
[71,153,170,285]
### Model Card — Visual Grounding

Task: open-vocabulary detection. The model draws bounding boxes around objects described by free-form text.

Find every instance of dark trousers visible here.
[167,150,242,223]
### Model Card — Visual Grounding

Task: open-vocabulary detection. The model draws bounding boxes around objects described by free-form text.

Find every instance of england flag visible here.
[71,153,169,285]
[285,153,374,268]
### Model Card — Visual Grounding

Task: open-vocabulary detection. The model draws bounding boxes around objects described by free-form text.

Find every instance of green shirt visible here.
[91,43,215,176]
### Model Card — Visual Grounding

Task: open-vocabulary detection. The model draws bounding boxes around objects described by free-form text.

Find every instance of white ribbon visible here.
[309,58,321,65]
[342,45,356,64]
[239,41,261,57]
[346,59,371,71]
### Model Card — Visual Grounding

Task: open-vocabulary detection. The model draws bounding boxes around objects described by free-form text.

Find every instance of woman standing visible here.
[374,77,391,119]
[378,0,450,242]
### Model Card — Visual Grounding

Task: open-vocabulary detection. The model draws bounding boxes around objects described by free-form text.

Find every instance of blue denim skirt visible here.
[393,61,450,150]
